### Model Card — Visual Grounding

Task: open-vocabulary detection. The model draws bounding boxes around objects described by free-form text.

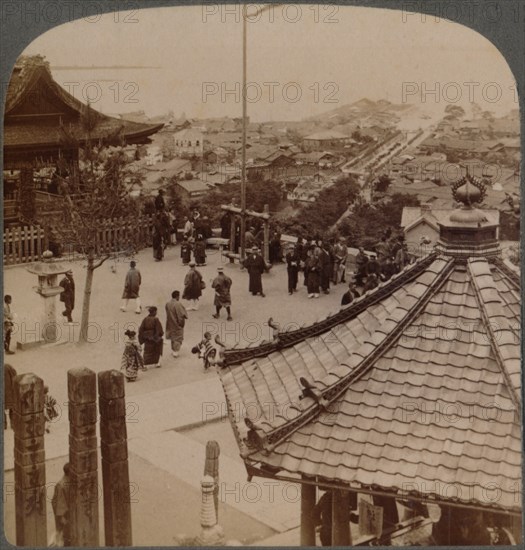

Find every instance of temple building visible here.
[218,175,521,546]
[3,55,163,223]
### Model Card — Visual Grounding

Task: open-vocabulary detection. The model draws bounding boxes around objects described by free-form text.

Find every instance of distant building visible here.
[401,203,500,256]
[302,130,350,151]
[293,151,340,167]
[145,145,163,166]
[176,178,210,200]
[173,128,204,157]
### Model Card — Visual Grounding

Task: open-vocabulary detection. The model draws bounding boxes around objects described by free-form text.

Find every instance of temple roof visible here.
[4,56,163,150]
[219,194,521,513]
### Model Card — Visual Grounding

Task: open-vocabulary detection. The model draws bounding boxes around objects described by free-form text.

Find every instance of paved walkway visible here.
[4,244,351,544]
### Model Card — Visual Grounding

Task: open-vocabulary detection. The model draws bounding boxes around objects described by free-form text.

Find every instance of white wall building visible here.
[173,128,204,157]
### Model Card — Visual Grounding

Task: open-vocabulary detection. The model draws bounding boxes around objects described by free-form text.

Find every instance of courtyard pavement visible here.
[4,244,351,545]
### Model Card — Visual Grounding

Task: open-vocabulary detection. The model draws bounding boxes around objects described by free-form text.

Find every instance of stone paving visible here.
[4,244,351,545]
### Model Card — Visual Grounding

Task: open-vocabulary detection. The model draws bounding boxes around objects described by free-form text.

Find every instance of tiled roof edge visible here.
[222,252,438,367]
[244,463,522,514]
[492,257,521,289]
[467,259,521,409]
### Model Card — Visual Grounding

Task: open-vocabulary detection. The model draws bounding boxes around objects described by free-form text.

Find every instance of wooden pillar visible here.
[332,489,351,546]
[300,480,316,546]
[13,373,47,546]
[263,204,270,264]
[68,368,99,547]
[98,370,132,546]
[204,441,220,523]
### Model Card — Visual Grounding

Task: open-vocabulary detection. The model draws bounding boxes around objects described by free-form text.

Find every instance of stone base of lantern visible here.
[196,525,225,546]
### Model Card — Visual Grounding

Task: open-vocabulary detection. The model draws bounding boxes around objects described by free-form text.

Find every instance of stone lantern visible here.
[26,250,71,344]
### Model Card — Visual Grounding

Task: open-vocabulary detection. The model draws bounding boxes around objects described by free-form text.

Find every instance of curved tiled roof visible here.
[4,56,163,150]
[219,249,521,512]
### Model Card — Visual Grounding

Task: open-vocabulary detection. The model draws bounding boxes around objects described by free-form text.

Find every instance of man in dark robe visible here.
[354,247,368,286]
[59,270,75,323]
[245,227,256,250]
[121,261,142,313]
[341,281,360,306]
[244,246,266,297]
[285,244,300,295]
[152,226,164,262]
[193,235,207,266]
[154,189,166,211]
[363,273,379,292]
[220,212,231,239]
[318,241,332,294]
[212,267,233,320]
[139,306,164,367]
[366,254,381,279]
[380,256,396,281]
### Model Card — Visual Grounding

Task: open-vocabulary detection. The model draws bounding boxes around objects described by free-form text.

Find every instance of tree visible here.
[56,108,146,343]
[374,174,393,194]
[278,177,360,237]
[444,105,466,119]
[471,102,482,120]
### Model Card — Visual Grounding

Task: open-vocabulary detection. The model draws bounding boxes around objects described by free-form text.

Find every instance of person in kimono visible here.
[138,307,164,368]
[180,238,192,265]
[121,329,146,381]
[165,291,188,358]
[152,226,164,262]
[59,270,75,323]
[305,248,321,298]
[243,246,266,297]
[193,235,207,266]
[285,243,300,295]
[182,262,204,311]
[121,261,142,313]
[211,267,233,320]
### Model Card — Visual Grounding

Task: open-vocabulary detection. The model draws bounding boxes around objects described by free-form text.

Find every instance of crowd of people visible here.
[4,195,415,387]
[116,258,233,381]
[151,190,212,263]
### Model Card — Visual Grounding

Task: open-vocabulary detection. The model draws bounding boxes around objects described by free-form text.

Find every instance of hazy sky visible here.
[22,5,518,121]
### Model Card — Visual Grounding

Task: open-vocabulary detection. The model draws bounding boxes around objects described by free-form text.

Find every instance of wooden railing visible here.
[3,215,154,266]
[3,225,45,265]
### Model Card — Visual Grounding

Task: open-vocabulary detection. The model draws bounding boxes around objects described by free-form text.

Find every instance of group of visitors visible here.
[120,290,188,382]
[354,232,410,286]
[180,234,207,266]
[118,258,235,381]
[278,235,348,299]
[341,231,411,306]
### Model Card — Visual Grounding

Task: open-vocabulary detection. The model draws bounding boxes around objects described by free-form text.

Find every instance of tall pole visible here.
[240,4,247,262]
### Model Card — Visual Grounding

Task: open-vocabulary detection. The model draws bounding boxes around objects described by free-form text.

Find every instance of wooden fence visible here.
[4,215,154,266]
[3,226,45,265]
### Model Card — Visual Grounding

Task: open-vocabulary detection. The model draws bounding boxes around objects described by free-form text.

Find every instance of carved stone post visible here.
[13,373,47,546]
[263,204,270,264]
[196,476,225,546]
[68,368,99,547]
[332,489,351,546]
[98,370,132,546]
[204,441,220,523]
[300,479,316,546]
